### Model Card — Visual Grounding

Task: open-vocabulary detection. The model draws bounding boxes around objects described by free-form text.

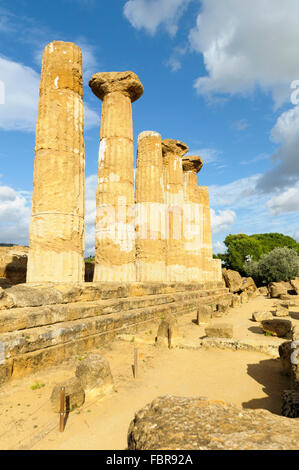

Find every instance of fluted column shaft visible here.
[27,41,85,283]
[89,71,143,282]
[135,131,166,281]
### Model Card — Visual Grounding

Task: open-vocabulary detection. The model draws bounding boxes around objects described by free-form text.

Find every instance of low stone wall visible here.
[0,281,230,385]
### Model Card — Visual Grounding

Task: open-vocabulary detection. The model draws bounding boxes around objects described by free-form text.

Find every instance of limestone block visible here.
[156,314,178,348]
[231,295,240,308]
[252,311,273,322]
[261,319,292,338]
[197,304,213,323]
[274,305,289,317]
[222,269,242,293]
[240,291,248,304]
[50,377,85,412]
[75,354,114,400]
[205,323,233,339]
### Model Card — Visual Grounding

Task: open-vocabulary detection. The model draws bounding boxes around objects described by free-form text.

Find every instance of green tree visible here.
[223,234,263,273]
[244,247,299,284]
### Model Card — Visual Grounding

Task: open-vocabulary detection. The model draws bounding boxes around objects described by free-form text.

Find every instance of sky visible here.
[0,0,298,255]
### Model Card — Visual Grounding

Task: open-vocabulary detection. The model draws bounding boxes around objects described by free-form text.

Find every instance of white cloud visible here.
[123,0,191,36]
[210,208,236,234]
[231,119,249,131]
[190,0,299,107]
[267,186,299,215]
[187,147,220,164]
[213,240,226,254]
[257,104,299,191]
[0,184,31,245]
[0,55,98,132]
[294,231,299,242]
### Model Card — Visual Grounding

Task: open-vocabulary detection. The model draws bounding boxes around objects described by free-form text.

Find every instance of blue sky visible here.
[0,0,298,255]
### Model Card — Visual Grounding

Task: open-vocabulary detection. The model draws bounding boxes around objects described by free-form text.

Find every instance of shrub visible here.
[244,247,299,284]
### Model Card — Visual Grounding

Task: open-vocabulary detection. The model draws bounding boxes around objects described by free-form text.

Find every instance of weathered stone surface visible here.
[274,305,289,317]
[205,323,233,339]
[281,389,299,418]
[231,294,240,308]
[290,278,299,295]
[240,291,248,304]
[216,302,229,314]
[259,286,268,295]
[278,341,299,383]
[261,319,292,338]
[135,132,166,282]
[162,139,188,282]
[222,269,242,293]
[50,377,85,412]
[27,41,85,283]
[197,304,213,323]
[127,395,299,450]
[156,314,178,348]
[0,360,13,386]
[75,354,113,400]
[89,71,143,282]
[0,246,28,285]
[89,71,144,102]
[240,277,256,292]
[269,282,292,298]
[252,311,273,322]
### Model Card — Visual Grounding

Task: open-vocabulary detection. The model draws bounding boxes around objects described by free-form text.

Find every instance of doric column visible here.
[182,155,204,282]
[27,41,85,283]
[89,71,143,282]
[162,139,188,282]
[197,186,214,282]
[135,131,166,282]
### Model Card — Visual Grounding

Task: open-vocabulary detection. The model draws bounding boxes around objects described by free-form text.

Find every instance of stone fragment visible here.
[274,305,289,317]
[269,282,292,298]
[127,395,299,450]
[240,277,256,292]
[240,291,248,304]
[259,286,268,295]
[222,269,242,293]
[231,295,240,308]
[89,71,144,282]
[0,246,28,285]
[261,319,292,338]
[205,323,233,339]
[162,139,188,282]
[135,132,166,281]
[75,354,113,400]
[281,389,299,418]
[216,302,230,314]
[156,314,178,348]
[27,41,85,283]
[290,278,299,295]
[252,311,273,322]
[50,377,85,412]
[197,304,213,323]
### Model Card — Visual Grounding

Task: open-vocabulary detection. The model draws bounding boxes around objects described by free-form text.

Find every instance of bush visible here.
[244,247,299,285]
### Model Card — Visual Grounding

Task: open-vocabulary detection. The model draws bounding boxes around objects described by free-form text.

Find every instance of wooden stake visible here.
[59,387,65,432]
[134,348,138,379]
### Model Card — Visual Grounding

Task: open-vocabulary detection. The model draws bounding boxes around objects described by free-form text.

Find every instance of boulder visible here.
[279,341,293,376]
[205,323,233,339]
[274,305,289,317]
[127,395,299,450]
[156,314,178,348]
[290,278,299,295]
[261,319,292,338]
[50,377,85,413]
[0,245,28,285]
[240,291,248,304]
[252,311,273,322]
[259,286,268,295]
[75,354,113,400]
[231,295,240,308]
[269,281,292,299]
[222,269,242,293]
[240,277,257,292]
[197,305,213,323]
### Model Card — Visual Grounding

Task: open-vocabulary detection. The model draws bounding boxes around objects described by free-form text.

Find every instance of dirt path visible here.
[0,294,296,450]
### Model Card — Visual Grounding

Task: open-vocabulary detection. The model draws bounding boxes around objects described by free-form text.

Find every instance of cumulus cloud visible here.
[0,184,31,245]
[257,105,299,191]
[123,0,191,36]
[266,186,299,215]
[213,240,226,254]
[210,208,236,234]
[189,0,299,107]
[0,56,98,132]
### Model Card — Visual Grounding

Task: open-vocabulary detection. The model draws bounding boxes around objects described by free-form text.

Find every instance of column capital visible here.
[162,139,189,157]
[89,71,144,102]
[182,155,203,174]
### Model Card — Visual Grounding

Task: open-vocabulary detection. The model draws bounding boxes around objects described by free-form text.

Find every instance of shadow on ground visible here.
[242,358,290,416]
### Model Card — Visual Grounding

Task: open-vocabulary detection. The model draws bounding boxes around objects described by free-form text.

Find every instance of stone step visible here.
[0,281,225,310]
[0,288,229,334]
[0,291,231,360]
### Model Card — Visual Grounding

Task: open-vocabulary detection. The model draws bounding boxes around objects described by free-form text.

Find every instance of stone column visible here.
[182,156,204,282]
[89,71,143,282]
[162,139,189,282]
[197,186,215,282]
[135,131,166,282]
[27,41,85,283]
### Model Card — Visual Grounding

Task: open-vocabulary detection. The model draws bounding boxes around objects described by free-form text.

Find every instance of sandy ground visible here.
[0,294,297,450]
